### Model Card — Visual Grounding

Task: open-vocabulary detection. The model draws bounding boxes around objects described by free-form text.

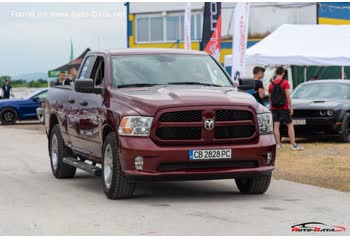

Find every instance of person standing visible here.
[54,71,67,86]
[252,66,265,105]
[268,66,303,151]
[2,80,12,99]
[63,67,77,86]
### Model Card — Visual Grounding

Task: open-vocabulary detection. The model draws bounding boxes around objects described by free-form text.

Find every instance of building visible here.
[126,2,318,64]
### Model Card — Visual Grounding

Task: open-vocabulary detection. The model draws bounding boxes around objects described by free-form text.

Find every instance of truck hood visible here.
[111,85,261,116]
[292,98,350,110]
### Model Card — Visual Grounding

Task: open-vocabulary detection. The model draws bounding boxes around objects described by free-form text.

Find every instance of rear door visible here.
[66,55,96,153]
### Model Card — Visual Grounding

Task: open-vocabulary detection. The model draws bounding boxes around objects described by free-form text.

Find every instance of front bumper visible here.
[282,118,341,137]
[118,134,276,180]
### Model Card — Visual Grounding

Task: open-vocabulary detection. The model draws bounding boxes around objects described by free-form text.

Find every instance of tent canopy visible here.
[48,48,91,78]
[224,24,350,67]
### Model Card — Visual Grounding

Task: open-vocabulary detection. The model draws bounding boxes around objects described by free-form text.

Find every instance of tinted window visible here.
[292,83,350,99]
[79,56,93,79]
[111,54,232,87]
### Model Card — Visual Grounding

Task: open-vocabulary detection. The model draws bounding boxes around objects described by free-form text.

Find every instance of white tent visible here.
[224,24,350,67]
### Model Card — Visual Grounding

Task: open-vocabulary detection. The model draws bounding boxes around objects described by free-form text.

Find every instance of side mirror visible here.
[32,97,40,102]
[237,79,256,92]
[75,79,102,94]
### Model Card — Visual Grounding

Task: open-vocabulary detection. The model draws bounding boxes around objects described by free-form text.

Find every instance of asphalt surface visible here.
[0,124,349,236]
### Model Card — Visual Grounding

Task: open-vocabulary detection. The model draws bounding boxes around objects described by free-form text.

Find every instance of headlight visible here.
[327,110,334,116]
[257,113,273,134]
[118,116,153,136]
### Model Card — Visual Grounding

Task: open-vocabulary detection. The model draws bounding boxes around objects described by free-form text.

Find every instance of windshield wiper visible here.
[118,83,160,88]
[167,81,223,87]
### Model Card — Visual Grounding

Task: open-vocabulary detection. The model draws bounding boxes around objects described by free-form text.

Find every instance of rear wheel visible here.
[49,125,76,178]
[0,108,17,125]
[102,132,135,199]
[341,114,350,143]
[235,173,272,194]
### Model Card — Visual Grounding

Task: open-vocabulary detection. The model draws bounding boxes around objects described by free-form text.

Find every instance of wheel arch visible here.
[0,106,19,120]
[48,113,59,135]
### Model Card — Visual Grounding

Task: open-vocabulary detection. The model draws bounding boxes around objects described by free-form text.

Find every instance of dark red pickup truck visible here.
[45,49,276,199]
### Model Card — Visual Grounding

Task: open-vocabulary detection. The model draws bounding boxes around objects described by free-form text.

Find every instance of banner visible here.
[184,2,191,50]
[231,2,250,81]
[202,2,222,61]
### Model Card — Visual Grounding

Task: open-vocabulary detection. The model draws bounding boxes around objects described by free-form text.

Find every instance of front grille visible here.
[293,110,323,118]
[158,160,258,171]
[157,127,201,140]
[215,126,255,139]
[155,108,257,142]
[159,111,202,122]
[216,110,253,121]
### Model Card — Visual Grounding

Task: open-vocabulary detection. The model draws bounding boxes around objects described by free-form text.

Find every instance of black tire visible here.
[49,125,76,178]
[341,114,350,143]
[102,132,135,199]
[235,173,272,194]
[0,108,18,125]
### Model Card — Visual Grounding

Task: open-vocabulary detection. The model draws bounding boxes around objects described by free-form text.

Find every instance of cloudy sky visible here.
[0,2,126,76]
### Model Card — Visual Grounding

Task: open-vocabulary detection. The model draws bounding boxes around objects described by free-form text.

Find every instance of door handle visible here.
[68,99,75,104]
[79,101,88,107]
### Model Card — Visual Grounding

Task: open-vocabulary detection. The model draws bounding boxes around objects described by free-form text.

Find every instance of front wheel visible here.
[0,108,17,125]
[235,173,272,194]
[49,125,76,178]
[102,132,135,199]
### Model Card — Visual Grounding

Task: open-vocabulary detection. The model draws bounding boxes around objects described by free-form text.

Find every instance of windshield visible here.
[292,83,350,99]
[111,54,232,87]
[25,89,47,99]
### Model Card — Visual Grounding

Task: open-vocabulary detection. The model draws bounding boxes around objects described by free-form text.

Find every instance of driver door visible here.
[19,90,47,120]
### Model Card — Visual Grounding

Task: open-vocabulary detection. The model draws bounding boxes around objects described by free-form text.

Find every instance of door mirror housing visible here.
[75,79,102,94]
[237,79,256,92]
[32,97,40,102]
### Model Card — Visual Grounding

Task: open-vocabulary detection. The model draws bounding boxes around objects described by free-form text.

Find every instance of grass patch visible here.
[274,139,350,192]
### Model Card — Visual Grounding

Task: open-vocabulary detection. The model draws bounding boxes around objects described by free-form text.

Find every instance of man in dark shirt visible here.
[2,80,12,99]
[63,67,77,86]
[54,71,66,86]
[252,66,265,105]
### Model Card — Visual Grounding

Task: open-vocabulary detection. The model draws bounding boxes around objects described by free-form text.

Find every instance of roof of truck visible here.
[90,48,209,56]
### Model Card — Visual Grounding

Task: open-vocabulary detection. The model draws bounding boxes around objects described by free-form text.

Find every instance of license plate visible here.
[293,119,306,125]
[189,149,232,160]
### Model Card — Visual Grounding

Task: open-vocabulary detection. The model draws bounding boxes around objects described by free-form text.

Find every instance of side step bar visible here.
[63,157,102,176]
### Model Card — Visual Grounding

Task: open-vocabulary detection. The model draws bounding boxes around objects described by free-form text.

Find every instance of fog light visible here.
[135,156,144,170]
[266,152,273,165]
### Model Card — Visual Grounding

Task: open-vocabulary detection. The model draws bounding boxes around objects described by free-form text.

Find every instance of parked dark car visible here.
[45,49,276,199]
[282,80,350,142]
[0,88,48,125]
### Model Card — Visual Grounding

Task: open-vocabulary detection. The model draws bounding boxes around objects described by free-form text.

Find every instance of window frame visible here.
[135,11,203,44]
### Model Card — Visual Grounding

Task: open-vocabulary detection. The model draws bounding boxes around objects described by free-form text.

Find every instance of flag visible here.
[202,2,222,61]
[184,2,192,50]
[70,39,74,63]
[231,3,250,81]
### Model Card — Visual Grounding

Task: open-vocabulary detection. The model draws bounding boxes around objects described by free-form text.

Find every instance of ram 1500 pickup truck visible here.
[45,49,276,199]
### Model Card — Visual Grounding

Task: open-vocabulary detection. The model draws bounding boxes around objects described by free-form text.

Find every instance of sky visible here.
[0,2,126,76]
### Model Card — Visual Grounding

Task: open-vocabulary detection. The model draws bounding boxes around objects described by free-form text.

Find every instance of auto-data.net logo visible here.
[291,222,346,232]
